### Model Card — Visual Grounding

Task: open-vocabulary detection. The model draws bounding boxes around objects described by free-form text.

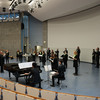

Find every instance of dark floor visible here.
[0,58,100,97]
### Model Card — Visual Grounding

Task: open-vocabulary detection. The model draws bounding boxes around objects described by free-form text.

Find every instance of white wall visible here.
[48,6,100,62]
[29,15,43,52]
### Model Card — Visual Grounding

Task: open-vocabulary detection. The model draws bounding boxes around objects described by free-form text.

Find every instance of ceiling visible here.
[0,0,100,21]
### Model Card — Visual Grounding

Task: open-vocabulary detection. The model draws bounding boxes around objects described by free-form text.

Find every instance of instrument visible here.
[3,63,32,83]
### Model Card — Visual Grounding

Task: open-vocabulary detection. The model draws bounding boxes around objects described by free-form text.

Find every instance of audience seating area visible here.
[0,77,99,100]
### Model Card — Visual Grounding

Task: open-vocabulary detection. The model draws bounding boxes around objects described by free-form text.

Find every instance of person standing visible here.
[63,51,68,69]
[47,48,51,60]
[32,50,36,62]
[76,46,81,65]
[52,54,58,71]
[92,49,95,64]
[0,51,5,73]
[5,50,9,63]
[64,48,68,54]
[19,50,23,63]
[16,50,19,61]
[73,51,78,75]
[39,50,42,62]
[55,49,59,59]
[42,51,46,67]
[95,47,100,68]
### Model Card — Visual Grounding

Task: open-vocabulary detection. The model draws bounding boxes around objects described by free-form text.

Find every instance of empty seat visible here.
[27,86,40,97]
[77,95,96,100]
[3,89,16,100]
[15,83,26,94]
[57,92,74,100]
[0,78,6,88]
[17,93,34,100]
[6,80,15,91]
[41,89,56,100]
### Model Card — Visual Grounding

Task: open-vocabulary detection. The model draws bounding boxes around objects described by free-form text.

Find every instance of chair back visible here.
[17,93,34,100]
[0,78,6,87]
[27,86,40,97]
[15,83,26,94]
[77,95,96,100]
[41,89,56,100]
[57,92,74,100]
[6,80,15,91]
[3,89,16,100]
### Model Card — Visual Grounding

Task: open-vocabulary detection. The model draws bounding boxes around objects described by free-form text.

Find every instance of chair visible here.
[6,80,15,91]
[0,78,6,88]
[2,89,16,100]
[17,93,34,100]
[57,92,75,100]
[77,95,96,100]
[15,83,26,94]
[41,89,56,100]
[27,86,40,97]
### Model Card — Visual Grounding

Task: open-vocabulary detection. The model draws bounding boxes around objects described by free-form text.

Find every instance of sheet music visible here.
[44,65,52,71]
[38,55,42,57]
[49,58,53,62]
[18,62,34,69]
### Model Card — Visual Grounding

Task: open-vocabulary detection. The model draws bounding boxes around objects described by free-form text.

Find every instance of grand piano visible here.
[4,62,41,83]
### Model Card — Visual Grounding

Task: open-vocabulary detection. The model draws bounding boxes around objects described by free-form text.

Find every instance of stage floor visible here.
[0,58,100,97]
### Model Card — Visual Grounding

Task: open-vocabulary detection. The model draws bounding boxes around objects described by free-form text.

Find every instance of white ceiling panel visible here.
[0,0,100,21]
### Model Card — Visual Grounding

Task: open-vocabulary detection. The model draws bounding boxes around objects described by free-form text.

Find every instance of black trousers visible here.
[6,58,9,63]
[52,75,60,86]
[96,59,99,68]
[75,67,78,75]
[0,64,4,72]
[64,62,67,69]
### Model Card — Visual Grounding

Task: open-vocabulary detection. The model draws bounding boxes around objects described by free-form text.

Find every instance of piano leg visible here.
[9,72,11,79]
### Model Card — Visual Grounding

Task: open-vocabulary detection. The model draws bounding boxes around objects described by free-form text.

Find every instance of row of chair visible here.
[0,87,45,100]
[0,77,100,100]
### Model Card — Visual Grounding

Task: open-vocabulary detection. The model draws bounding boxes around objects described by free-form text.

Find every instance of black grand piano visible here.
[4,62,42,83]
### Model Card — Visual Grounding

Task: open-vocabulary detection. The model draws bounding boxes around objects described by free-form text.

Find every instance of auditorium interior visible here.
[0,0,100,100]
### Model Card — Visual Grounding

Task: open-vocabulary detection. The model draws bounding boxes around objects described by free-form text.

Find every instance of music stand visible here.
[44,65,52,88]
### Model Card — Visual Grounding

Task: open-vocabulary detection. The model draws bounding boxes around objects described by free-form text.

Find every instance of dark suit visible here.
[52,64,65,86]
[55,50,59,58]
[76,49,81,64]
[73,55,78,75]
[32,53,36,62]
[92,51,95,64]
[63,54,68,69]
[39,52,42,62]
[19,51,23,63]
[47,49,50,60]
[0,54,4,72]
[42,53,46,67]
[95,51,100,68]
[52,58,58,70]
[29,67,41,88]
[5,52,9,63]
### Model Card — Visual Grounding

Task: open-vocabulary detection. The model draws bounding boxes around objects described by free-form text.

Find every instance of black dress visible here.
[73,55,78,75]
